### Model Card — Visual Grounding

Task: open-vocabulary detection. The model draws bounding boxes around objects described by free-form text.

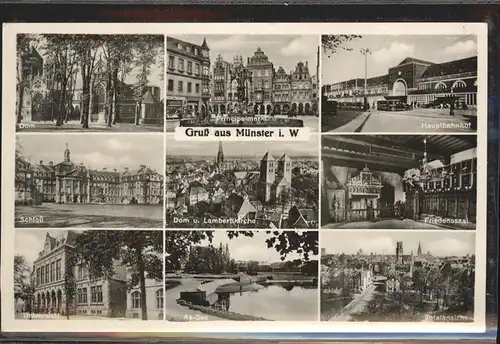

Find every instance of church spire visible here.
[417,241,422,256]
[64,143,71,163]
[216,141,224,168]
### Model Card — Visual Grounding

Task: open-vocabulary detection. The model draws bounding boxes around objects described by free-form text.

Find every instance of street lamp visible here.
[360,48,372,111]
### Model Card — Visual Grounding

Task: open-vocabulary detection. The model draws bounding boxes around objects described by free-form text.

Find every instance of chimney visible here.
[305,61,308,68]
[40,160,43,165]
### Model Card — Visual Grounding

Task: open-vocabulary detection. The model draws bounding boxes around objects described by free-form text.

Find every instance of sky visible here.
[170,35,319,76]
[31,34,164,97]
[17,134,163,172]
[198,231,318,263]
[321,231,475,257]
[15,230,84,267]
[166,134,319,157]
[322,35,478,85]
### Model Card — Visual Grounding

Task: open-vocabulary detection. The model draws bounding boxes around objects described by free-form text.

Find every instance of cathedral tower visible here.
[417,241,422,256]
[258,152,276,203]
[277,153,292,184]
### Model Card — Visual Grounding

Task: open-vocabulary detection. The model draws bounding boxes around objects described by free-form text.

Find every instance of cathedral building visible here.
[27,144,163,205]
[257,152,293,204]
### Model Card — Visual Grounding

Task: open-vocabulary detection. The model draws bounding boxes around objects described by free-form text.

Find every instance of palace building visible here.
[166,36,211,116]
[322,135,477,229]
[323,56,477,109]
[24,144,163,205]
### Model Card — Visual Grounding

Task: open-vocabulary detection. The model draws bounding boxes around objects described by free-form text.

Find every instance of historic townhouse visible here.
[166,37,211,116]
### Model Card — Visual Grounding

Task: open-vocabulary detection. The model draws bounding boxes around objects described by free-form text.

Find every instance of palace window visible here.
[36,268,41,286]
[195,64,200,75]
[168,56,174,69]
[195,83,200,94]
[131,291,141,309]
[187,82,192,93]
[187,61,193,74]
[45,264,49,283]
[178,81,183,92]
[178,58,184,72]
[91,285,103,303]
[156,289,164,309]
[40,266,44,284]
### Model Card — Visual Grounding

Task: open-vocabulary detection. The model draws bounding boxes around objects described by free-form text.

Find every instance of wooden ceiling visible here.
[323,135,476,157]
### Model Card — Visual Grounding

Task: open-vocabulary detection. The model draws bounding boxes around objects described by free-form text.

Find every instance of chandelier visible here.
[403,138,431,188]
[419,138,431,180]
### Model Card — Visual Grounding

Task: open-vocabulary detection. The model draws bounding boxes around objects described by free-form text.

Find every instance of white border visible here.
[2,22,488,333]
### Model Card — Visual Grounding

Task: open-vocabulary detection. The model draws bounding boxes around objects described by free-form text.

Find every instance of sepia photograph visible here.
[320,231,475,323]
[166,135,319,229]
[166,35,320,132]
[14,229,163,320]
[164,230,319,321]
[321,135,477,230]
[15,134,164,228]
[321,35,478,133]
[16,34,164,132]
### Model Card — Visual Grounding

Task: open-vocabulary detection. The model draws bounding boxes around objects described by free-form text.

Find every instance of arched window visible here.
[155,289,164,309]
[452,80,467,89]
[435,82,447,90]
[131,291,141,309]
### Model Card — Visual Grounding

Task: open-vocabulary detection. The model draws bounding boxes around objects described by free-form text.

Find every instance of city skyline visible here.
[193,231,318,263]
[321,231,475,257]
[172,34,318,76]
[166,135,319,157]
[15,230,83,267]
[17,134,164,172]
[322,35,478,85]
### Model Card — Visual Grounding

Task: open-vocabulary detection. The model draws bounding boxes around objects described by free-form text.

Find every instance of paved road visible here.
[16,120,163,132]
[165,278,224,321]
[329,284,377,321]
[359,110,475,133]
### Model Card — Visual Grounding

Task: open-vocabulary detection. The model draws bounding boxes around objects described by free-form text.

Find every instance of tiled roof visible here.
[397,57,435,66]
[420,56,477,80]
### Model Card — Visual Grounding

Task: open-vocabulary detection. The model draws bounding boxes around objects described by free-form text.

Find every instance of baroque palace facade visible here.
[212,47,319,116]
[16,144,163,205]
[322,56,477,108]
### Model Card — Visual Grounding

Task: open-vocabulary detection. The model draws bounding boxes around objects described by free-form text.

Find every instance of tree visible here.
[72,231,163,321]
[322,35,362,58]
[14,255,31,302]
[132,35,163,126]
[42,35,79,126]
[72,35,102,129]
[16,34,36,124]
[165,230,319,275]
[64,249,77,319]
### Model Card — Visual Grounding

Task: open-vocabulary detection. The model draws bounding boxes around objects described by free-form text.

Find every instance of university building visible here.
[166,36,211,116]
[210,46,319,116]
[18,144,163,205]
[323,56,477,109]
[31,230,164,319]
